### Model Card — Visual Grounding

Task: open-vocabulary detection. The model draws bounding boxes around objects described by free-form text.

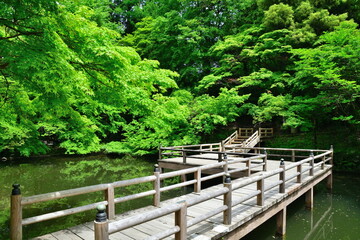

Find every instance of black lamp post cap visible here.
[154,164,160,172]
[95,204,107,222]
[224,174,231,183]
[280,158,285,166]
[12,184,21,195]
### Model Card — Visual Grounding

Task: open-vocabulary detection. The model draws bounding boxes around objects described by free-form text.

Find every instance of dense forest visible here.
[0,0,359,169]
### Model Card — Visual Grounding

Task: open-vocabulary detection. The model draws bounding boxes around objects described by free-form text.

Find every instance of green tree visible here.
[0,0,177,155]
[292,21,360,126]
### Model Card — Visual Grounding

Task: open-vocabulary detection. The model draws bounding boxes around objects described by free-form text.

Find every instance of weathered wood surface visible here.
[32,160,332,240]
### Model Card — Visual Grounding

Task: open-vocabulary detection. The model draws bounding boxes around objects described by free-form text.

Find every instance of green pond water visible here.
[0,155,359,239]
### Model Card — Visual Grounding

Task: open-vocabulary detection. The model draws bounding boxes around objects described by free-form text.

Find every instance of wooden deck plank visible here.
[120,227,151,239]
[49,229,83,240]
[31,234,58,240]
[68,224,93,239]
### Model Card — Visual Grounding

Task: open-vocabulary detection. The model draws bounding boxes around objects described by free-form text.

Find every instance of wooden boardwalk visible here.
[31,158,332,240]
[9,129,332,240]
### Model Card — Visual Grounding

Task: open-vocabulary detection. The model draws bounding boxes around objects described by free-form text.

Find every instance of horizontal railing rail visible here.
[224,146,333,164]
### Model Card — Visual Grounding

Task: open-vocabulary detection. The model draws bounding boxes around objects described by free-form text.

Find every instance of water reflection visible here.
[243,175,360,240]
[303,195,333,240]
[0,155,158,239]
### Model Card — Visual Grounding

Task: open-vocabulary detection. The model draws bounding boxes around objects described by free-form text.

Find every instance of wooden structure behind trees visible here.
[10,139,333,239]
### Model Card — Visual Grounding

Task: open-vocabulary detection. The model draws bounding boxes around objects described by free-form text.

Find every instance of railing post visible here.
[218,152,222,162]
[223,153,228,179]
[245,159,251,176]
[279,159,285,193]
[263,149,268,171]
[153,164,161,207]
[94,204,109,240]
[330,145,334,165]
[223,174,232,225]
[309,151,314,177]
[10,184,22,240]
[305,187,314,209]
[175,201,187,240]
[257,178,264,206]
[291,150,295,162]
[276,207,287,236]
[322,155,326,170]
[194,169,201,193]
[297,164,302,183]
[158,144,162,161]
[221,140,225,152]
[182,151,187,164]
[104,184,115,220]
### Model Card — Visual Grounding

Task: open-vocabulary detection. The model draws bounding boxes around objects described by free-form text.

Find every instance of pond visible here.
[0,154,185,239]
[243,174,360,240]
[1,155,359,239]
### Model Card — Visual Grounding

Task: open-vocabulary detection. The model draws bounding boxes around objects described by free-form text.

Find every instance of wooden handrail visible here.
[94,149,333,240]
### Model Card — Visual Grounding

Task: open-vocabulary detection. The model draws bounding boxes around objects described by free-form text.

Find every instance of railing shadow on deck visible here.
[10,146,333,240]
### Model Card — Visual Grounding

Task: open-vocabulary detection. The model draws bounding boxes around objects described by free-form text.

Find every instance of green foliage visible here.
[292,21,360,125]
[267,128,360,172]
[0,0,359,157]
[108,88,249,155]
[264,3,295,30]
[0,0,179,155]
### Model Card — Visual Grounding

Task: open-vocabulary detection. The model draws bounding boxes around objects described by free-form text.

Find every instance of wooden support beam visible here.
[279,161,285,194]
[153,165,161,207]
[10,184,22,240]
[104,184,115,220]
[175,202,187,240]
[245,160,251,177]
[223,175,232,225]
[276,207,286,236]
[257,179,264,206]
[263,149,268,171]
[194,169,201,193]
[305,187,313,209]
[297,164,302,183]
[94,221,108,240]
[182,151,187,164]
[326,173,333,191]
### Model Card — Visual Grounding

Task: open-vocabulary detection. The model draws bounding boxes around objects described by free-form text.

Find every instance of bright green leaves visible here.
[292,21,360,125]
[107,88,249,155]
[264,4,295,30]
[0,0,181,156]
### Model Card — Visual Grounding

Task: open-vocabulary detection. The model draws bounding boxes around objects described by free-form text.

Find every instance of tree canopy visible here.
[0,0,359,157]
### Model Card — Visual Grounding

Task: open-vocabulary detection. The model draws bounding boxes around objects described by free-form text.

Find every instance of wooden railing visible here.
[238,128,254,138]
[259,128,273,138]
[10,151,265,240]
[159,142,222,160]
[241,130,260,148]
[224,146,333,164]
[223,129,240,145]
[94,148,333,240]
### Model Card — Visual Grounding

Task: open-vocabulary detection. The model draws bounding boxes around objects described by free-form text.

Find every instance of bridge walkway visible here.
[32,158,332,240]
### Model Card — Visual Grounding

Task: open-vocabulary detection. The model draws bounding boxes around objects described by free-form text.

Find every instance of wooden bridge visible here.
[9,128,333,240]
